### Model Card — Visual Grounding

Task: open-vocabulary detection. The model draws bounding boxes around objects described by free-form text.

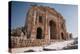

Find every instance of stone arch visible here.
[49,20,56,39]
[36,27,43,39]
[61,32,65,40]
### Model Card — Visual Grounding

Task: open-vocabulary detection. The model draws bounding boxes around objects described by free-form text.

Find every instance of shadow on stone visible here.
[43,48,56,51]
[24,50,35,52]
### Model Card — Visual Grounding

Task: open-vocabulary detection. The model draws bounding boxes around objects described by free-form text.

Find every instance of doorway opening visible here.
[49,20,56,39]
[36,27,42,39]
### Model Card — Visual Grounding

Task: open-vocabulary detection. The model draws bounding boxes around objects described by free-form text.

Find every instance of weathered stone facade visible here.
[25,5,70,46]
[11,5,72,48]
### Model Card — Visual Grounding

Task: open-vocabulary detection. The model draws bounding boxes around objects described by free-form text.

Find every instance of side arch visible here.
[61,32,65,40]
[36,27,43,39]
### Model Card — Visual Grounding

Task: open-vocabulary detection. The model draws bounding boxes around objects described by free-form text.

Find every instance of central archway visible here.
[49,20,56,39]
[36,27,42,39]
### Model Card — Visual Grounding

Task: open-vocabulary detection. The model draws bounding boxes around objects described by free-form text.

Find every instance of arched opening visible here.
[36,27,42,39]
[49,20,56,39]
[61,32,64,40]
[39,16,43,23]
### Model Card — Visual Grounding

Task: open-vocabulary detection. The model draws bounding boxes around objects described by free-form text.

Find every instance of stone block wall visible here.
[11,36,48,48]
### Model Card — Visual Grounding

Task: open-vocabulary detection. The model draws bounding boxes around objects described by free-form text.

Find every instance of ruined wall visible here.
[11,36,48,48]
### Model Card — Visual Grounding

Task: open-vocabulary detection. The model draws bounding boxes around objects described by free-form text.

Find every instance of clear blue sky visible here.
[11,1,78,38]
